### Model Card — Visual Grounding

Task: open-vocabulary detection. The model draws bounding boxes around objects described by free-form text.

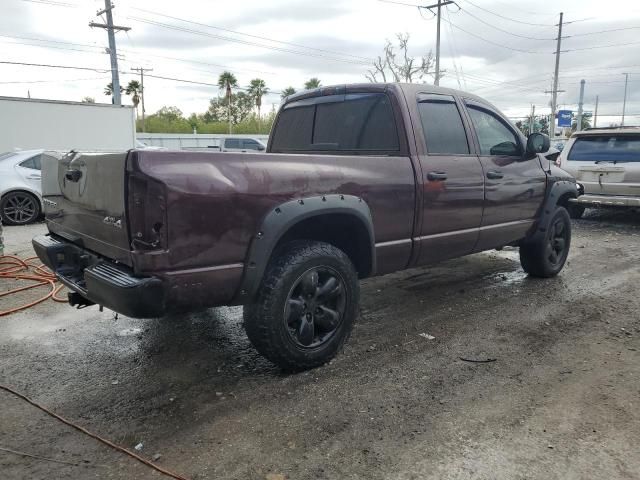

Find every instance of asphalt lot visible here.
[1,209,639,480]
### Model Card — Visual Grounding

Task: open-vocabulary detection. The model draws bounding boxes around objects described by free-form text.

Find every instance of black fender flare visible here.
[526,179,578,243]
[232,194,375,303]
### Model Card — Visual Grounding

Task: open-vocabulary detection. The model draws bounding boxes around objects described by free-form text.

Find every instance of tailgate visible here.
[43,151,132,265]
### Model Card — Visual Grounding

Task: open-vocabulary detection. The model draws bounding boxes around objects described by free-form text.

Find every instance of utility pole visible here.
[529,104,536,135]
[549,12,564,138]
[423,0,454,86]
[622,73,629,126]
[593,95,599,128]
[576,79,585,132]
[90,1,130,105]
[131,67,152,132]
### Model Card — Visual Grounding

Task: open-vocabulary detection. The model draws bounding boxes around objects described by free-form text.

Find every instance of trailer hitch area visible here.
[68,291,95,309]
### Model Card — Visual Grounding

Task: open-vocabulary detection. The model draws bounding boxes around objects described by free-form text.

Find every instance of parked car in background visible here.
[220,137,266,152]
[558,127,640,218]
[0,149,44,225]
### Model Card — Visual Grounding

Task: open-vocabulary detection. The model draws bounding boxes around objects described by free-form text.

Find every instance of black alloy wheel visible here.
[546,217,568,266]
[284,266,347,348]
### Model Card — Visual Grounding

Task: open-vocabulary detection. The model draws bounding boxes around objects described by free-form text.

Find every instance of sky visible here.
[2,0,640,125]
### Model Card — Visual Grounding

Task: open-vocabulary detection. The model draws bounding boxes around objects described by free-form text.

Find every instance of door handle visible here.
[486,170,504,180]
[427,171,448,181]
[27,174,41,180]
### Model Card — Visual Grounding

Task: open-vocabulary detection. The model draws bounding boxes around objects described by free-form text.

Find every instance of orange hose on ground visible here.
[0,255,68,316]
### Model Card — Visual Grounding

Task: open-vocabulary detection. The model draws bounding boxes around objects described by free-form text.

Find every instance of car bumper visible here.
[569,194,640,207]
[32,234,166,318]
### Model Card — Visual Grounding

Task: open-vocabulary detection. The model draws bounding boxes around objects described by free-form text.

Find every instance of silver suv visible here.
[558,127,640,218]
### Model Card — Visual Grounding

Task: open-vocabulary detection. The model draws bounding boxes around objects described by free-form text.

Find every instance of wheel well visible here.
[274,213,373,278]
[557,191,576,209]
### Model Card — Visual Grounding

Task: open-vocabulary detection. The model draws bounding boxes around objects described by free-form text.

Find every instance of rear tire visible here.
[520,207,571,278]
[0,191,41,225]
[566,203,585,219]
[243,240,359,371]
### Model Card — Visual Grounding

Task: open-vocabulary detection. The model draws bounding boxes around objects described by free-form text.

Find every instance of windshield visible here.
[0,152,17,161]
[567,134,640,162]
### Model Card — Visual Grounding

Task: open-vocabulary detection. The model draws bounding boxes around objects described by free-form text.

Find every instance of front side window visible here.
[243,139,262,150]
[467,105,521,156]
[418,97,469,155]
[270,93,399,154]
[567,135,640,162]
[225,139,240,149]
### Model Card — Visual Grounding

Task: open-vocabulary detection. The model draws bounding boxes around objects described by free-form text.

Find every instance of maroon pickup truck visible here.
[34,83,577,370]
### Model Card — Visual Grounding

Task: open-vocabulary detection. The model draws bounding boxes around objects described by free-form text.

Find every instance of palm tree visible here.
[104,82,123,97]
[125,80,142,114]
[218,71,238,134]
[247,78,269,122]
[281,86,296,99]
[304,78,321,90]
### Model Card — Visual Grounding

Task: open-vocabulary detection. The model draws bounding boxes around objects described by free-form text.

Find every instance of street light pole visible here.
[622,73,629,126]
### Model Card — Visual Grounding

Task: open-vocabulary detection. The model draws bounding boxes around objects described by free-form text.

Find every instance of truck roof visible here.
[283,82,496,110]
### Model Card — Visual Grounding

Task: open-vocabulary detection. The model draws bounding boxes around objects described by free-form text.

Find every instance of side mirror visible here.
[526,132,550,156]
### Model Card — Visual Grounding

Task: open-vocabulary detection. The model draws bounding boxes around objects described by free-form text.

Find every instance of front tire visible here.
[520,206,572,278]
[244,240,359,371]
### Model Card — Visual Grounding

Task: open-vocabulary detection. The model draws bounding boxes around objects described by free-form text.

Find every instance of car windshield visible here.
[567,134,640,162]
[0,152,17,161]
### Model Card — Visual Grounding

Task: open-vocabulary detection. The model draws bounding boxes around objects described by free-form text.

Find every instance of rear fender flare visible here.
[233,194,375,303]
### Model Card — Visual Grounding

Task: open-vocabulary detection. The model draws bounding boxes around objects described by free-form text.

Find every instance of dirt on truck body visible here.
[33,83,578,370]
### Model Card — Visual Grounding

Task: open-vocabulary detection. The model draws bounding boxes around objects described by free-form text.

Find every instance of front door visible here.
[414,94,485,265]
[464,101,546,251]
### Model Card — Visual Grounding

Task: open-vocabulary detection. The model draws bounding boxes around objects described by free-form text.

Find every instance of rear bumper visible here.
[569,194,640,207]
[32,234,166,318]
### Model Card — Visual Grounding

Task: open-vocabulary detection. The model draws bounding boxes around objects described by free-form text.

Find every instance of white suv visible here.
[557,127,640,218]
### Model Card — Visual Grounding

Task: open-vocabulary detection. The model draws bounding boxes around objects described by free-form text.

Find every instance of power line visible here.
[564,40,640,53]
[0,76,110,85]
[567,26,640,38]
[128,16,371,66]
[0,60,111,72]
[456,7,556,40]
[456,0,555,27]
[129,7,373,63]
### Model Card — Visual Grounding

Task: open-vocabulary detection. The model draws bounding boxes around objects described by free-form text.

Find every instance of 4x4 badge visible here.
[103,216,122,228]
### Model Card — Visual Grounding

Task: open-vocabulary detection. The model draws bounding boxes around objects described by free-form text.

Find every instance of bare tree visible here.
[366,33,438,84]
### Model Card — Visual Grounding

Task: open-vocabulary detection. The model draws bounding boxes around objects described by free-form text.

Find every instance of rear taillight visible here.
[127,173,168,250]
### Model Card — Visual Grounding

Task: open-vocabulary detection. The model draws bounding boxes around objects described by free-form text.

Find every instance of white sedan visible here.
[0,149,44,225]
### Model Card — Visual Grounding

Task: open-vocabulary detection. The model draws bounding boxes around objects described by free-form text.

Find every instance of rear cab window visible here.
[568,134,640,162]
[271,93,400,154]
[417,94,469,155]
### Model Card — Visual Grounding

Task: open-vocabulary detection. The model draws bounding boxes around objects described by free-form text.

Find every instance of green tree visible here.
[247,78,269,120]
[571,112,592,132]
[104,82,123,96]
[218,71,238,133]
[304,78,321,90]
[281,86,296,99]
[125,80,142,115]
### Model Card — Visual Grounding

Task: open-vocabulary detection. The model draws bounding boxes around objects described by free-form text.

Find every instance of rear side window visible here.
[271,93,399,154]
[467,105,521,156]
[418,97,469,154]
[567,135,640,162]
[19,155,42,170]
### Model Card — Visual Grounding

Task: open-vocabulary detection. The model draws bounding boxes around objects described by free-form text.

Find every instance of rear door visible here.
[464,101,546,250]
[565,133,640,198]
[44,151,132,265]
[414,93,484,265]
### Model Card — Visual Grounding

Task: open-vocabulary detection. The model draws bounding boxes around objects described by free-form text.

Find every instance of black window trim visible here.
[417,92,474,157]
[464,99,524,158]
[270,92,403,156]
